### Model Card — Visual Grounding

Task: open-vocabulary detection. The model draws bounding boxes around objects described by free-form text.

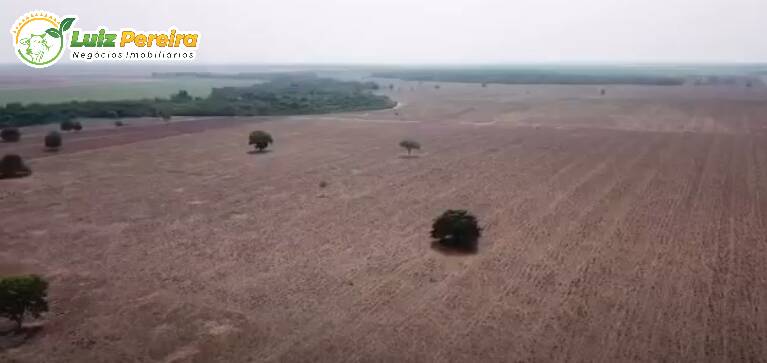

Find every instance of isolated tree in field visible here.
[0,154,31,179]
[389,84,394,90]
[431,209,481,251]
[60,120,75,132]
[44,131,62,151]
[159,111,172,123]
[249,130,273,152]
[114,120,124,127]
[600,89,606,96]
[481,83,487,88]
[72,121,83,131]
[399,139,421,155]
[0,275,49,331]
[434,84,441,90]
[1,127,21,142]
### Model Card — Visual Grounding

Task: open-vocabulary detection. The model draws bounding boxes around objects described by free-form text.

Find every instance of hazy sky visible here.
[3,0,767,64]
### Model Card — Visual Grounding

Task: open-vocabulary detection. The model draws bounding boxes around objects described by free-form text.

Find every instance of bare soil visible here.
[2,82,767,362]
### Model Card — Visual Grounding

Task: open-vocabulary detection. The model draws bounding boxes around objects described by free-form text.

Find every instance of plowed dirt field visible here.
[2,82,767,362]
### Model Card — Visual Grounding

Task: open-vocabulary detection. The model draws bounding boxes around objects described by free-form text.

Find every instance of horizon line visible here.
[2,61,767,67]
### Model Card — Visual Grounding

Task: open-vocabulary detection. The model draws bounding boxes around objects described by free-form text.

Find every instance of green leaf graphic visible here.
[60,18,75,32]
[45,28,61,38]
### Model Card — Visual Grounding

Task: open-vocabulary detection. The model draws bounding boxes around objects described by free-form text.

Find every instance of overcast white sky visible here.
[3,0,767,64]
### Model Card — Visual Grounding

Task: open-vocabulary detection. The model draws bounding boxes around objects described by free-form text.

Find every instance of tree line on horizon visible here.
[0,77,393,128]
[372,69,686,86]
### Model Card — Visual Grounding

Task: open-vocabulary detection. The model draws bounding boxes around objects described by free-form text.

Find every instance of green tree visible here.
[72,121,83,131]
[0,154,31,179]
[5,102,23,112]
[159,111,172,123]
[171,90,192,102]
[431,210,481,251]
[399,139,421,155]
[1,127,21,142]
[60,120,75,131]
[0,275,49,331]
[45,131,62,150]
[249,130,273,152]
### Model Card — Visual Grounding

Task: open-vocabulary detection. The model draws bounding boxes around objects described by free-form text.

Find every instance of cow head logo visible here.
[10,11,76,68]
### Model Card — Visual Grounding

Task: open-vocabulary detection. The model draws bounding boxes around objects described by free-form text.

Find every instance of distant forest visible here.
[372,69,686,86]
[0,76,394,127]
[151,71,317,81]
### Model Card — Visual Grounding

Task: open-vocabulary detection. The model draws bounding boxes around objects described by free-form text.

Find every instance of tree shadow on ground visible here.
[0,324,43,351]
[0,171,32,180]
[398,154,420,159]
[430,239,478,256]
[246,149,272,155]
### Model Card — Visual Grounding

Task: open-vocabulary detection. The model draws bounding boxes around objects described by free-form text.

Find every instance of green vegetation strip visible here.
[0,77,394,127]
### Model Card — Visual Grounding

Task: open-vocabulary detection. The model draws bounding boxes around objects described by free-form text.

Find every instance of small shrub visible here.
[0,154,31,179]
[431,210,481,251]
[60,120,75,131]
[249,130,273,152]
[72,121,83,131]
[0,275,49,331]
[44,131,62,150]
[319,181,328,188]
[399,139,421,155]
[114,120,124,127]
[1,127,21,142]
[159,111,172,122]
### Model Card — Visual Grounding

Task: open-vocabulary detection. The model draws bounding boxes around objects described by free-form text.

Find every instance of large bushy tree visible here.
[1,127,20,142]
[45,131,62,150]
[0,154,31,179]
[249,130,273,152]
[431,210,481,251]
